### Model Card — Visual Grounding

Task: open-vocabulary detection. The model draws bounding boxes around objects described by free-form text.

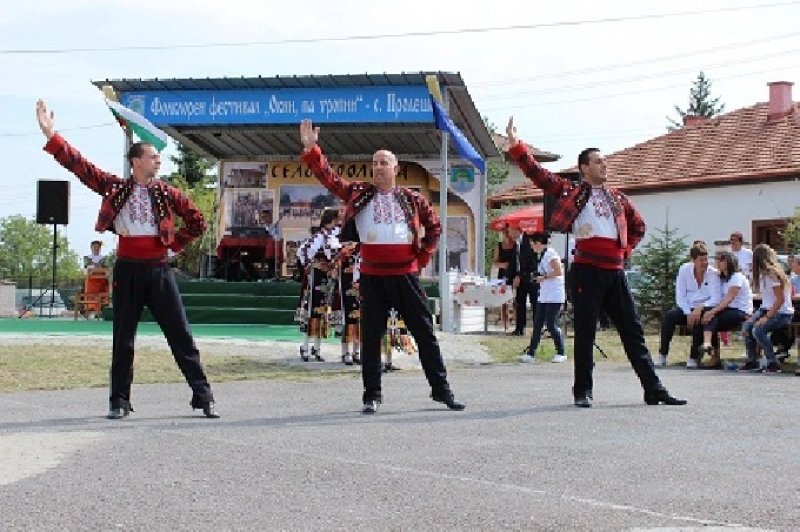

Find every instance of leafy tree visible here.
[158,143,218,276]
[168,175,218,276]
[482,116,511,275]
[785,206,800,253]
[165,143,215,187]
[630,223,688,326]
[667,72,726,131]
[0,215,82,287]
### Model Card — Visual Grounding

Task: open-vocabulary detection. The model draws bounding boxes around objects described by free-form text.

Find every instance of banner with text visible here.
[120,86,436,126]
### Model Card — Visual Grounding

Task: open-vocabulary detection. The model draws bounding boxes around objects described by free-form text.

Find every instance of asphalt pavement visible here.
[1,358,798,531]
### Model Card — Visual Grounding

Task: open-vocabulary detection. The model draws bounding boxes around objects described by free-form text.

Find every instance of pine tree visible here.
[630,222,689,326]
[166,144,214,187]
[667,72,726,131]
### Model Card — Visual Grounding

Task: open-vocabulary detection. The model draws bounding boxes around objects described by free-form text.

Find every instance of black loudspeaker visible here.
[543,172,581,231]
[36,180,70,225]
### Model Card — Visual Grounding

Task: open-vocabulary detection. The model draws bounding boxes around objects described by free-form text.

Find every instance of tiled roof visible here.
[491,133,560,163]
[488,101,800,207]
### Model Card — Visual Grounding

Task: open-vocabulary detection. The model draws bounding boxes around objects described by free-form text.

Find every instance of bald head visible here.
[372,149,398,192]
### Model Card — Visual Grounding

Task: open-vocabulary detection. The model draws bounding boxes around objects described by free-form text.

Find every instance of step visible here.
[102,307,297,325]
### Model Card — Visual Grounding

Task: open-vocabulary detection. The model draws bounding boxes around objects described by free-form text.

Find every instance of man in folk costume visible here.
[299,119,464,414]
[505,117,686,408]
[36,100,219,419]
[295,208,340,362]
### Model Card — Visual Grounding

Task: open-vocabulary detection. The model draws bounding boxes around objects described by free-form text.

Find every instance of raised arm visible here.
[504,116,573,198]
[299,119,354,202]
[37,99,124,195]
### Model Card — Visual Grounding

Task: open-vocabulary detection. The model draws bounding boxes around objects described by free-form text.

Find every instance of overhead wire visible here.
[0,0,798,54]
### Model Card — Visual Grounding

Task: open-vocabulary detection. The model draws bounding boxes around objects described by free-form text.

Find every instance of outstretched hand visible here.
[36,99,55,140]
[505,116,518,146]
[299,119,319,150]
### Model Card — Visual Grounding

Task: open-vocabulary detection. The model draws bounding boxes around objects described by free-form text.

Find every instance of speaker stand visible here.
[20,224,60,318]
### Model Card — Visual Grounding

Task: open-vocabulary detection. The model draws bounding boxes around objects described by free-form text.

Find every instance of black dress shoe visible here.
[107,400,133,419]
[644,389,687,406]
[431,392,465,411]
[299,346,309,362]
[190,397,221,418]
[362,400,380,414]
[574,395,592,408]
[312,347,324,362]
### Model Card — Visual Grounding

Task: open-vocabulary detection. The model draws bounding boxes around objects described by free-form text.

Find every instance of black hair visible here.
[126,142,154,165]
[577,148,600,174]
[320,208,338,227]
[529,231,550,244]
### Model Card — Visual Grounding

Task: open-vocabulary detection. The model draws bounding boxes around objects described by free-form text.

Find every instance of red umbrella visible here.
[490,205,544,233]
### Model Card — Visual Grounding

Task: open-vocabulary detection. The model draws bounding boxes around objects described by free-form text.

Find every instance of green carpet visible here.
[0,318,317,342]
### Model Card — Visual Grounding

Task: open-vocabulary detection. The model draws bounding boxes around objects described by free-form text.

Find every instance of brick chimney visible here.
[767,81,794,120]
[682,115,707,127]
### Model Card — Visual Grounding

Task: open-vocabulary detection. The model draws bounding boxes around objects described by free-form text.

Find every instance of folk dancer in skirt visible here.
[295,208,341,362]
[383,308,417,372]
[333,239,362,366]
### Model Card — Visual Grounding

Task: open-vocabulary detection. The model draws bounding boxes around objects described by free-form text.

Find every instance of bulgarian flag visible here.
[105,98,168,152]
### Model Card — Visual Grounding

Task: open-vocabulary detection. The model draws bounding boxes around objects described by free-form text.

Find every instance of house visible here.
[488,81,800,254]
[490,132,560,190]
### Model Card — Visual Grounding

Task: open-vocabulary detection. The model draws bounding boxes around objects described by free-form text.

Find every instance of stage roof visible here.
[92,72,502,163]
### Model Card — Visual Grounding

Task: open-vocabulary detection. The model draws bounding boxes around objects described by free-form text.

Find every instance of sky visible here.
[2,0,800,256]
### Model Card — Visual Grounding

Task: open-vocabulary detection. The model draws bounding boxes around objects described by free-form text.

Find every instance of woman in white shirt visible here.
[741,244,794,373]
[695,251,753,368]
[521,232,566,363]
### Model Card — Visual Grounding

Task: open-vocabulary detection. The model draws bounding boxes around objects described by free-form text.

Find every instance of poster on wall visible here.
[281,229,311,278]
[428,216,470,276]
[222,162,268,188]
[278,185,339,232]
[222,188,275,234]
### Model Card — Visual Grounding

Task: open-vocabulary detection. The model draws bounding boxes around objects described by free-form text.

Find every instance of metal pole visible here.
[438,89,451,333]
[477,186,486,277]
[50,223,57,316]
[123,130,132,179]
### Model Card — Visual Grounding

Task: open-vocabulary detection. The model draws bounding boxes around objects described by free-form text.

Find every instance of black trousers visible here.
[110,260,214,407]
[514,279,539,334]
[659,307,689,357]
[570,263,662,399]
[359,273,450,403]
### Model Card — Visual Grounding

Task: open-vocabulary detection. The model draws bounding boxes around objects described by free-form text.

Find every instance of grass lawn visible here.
[480,326,798,370]
[0,344,358,394]
[1,329,796,393]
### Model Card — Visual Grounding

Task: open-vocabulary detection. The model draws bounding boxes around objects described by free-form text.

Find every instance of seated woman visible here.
[695,251,753,368]
[740,244,795,373]
[80,240,110,317]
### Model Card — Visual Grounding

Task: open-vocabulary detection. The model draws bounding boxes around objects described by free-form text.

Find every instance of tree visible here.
[0,215,82,286]
[164,143,215,187]
[785,206,800,253]
[630,222,689,326]
[482,116,511,274]
[667,72,726,131]
[158,143,218,276]
[167,176,218,276]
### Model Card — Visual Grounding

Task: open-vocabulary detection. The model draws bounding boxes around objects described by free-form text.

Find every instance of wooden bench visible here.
[678,321,800,358]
